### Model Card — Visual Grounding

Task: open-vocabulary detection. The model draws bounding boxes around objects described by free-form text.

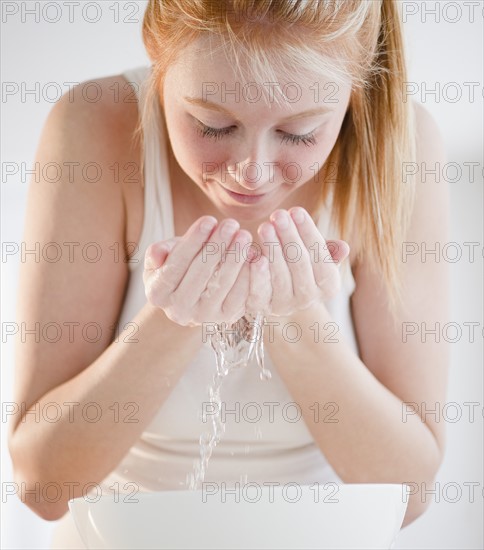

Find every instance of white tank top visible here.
[50,64,360,548]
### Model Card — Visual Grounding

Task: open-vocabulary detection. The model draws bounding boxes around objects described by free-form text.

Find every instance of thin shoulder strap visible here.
[122,66,176,268]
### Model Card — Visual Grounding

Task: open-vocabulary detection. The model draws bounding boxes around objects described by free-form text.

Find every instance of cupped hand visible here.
[246,206,350,317]
[143,216,255,326]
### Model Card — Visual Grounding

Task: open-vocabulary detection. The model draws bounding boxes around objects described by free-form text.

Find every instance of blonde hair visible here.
[136,0,417,322]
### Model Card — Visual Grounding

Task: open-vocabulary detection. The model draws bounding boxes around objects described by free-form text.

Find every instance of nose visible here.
[227,140,278,192]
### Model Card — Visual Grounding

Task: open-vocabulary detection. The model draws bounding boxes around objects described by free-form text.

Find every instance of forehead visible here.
[165,35,352,113]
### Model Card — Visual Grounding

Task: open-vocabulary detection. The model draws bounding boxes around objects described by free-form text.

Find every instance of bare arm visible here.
[7,76,203,521]
[264,100,450,528]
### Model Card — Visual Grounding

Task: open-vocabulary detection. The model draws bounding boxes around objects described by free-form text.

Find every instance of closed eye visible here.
[195,121,318,147]
[195,122,236,141]
[279,132,317,147]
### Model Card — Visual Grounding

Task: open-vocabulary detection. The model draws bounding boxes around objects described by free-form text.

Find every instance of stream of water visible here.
[187,312,271,490]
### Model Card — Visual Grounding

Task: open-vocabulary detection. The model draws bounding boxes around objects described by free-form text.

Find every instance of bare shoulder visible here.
[411,99,447,162]
[408,99,449,237]
[50,73,143,240]
[53,74,140,140]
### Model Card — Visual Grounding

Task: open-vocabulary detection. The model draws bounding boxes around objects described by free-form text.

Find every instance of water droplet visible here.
[260,369,272,381]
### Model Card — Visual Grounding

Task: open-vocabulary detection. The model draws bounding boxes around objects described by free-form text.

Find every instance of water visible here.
[209,311,270,377]
[188,312,270,490]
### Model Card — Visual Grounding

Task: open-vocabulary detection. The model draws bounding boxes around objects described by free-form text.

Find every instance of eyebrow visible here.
[183,96,334,123]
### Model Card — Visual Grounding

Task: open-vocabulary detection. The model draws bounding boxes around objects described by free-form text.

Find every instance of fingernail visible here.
[221,220,239,239]
[272,210,289,229]
[290,208,305,225]
[260,222,276,240]
[200,218,217,233]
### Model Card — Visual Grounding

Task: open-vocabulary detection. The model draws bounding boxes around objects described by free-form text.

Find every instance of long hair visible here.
[137,0,417,321]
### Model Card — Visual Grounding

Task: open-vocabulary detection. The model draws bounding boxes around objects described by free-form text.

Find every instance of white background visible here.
[1,1,483,548]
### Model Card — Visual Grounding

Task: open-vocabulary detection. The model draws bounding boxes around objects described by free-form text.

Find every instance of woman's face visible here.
[161,37,352,224]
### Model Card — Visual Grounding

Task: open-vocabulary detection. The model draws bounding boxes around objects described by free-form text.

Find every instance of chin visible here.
[217,204,265,222]
[219,196,283,220]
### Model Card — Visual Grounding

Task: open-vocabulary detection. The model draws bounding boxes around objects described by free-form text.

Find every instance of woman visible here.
[9,0,450,547]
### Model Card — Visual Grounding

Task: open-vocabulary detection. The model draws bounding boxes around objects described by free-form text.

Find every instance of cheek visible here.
[192,142,229,184]
[277,143,330,186]
[166,115,221,181]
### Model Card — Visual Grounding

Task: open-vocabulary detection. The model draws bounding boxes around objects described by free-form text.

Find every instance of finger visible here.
[199,229,253,317]
[326,239,350,267]
[221,257,252,324]
[287,207,337,288]
[143,238,183,292]
[270,209,315,304]
[156,216,218,294]
[246,254,272,314]
[175,218,242,306]
[143,241,171,289]
[144,242,170,271]
[257,219,292,303]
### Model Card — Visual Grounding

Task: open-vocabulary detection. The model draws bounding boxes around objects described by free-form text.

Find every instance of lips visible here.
[217,183,269,205]
[226,189,265,198]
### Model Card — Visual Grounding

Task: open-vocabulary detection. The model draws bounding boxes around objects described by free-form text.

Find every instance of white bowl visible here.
[68,483,409,549]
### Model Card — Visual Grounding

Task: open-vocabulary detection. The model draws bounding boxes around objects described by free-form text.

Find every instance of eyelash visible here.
[195,122,318,147]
